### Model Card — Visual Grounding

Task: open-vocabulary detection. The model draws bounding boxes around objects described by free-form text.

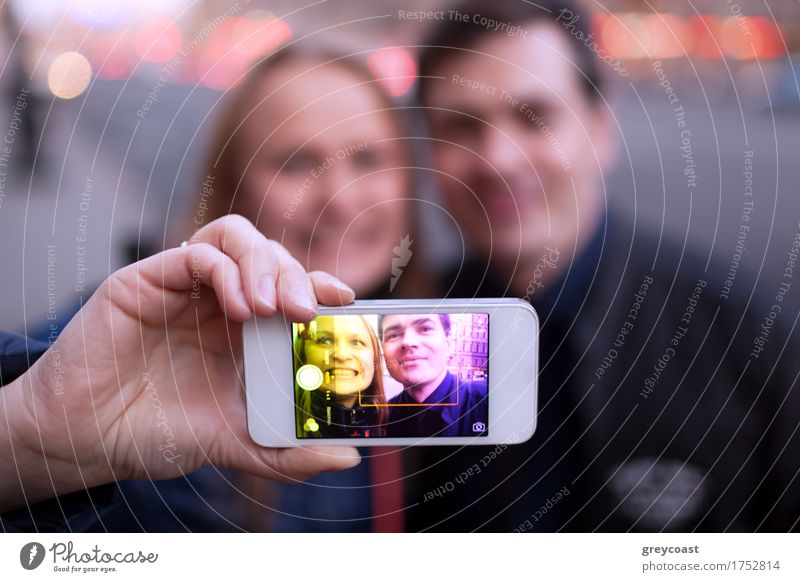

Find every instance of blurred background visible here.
[0,0,798,334]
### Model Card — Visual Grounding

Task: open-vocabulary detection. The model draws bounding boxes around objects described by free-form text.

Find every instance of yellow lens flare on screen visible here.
[296,364,323,391]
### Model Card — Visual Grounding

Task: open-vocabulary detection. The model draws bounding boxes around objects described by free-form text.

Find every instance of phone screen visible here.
[292,312,489,439]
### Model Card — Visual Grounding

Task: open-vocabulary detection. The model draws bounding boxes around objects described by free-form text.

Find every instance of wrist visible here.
[31,351,117,492]
[0,373,50,511]
[0,360,112,512]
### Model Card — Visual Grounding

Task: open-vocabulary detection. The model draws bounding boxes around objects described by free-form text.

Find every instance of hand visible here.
[1,215,359,511]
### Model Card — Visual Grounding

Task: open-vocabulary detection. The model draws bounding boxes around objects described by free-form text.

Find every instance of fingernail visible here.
[294,290,317,315]
[257,275,277,310]
[338,447,361,467]
[331,278,355,296]
[237,289,251,312]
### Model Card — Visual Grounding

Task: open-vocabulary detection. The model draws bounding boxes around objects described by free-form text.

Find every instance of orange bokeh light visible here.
[688,14,724,59]
[722,16,783,60]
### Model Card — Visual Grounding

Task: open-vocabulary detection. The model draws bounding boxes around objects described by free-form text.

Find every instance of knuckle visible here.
[190,242,216,257]
[269,241,300,269]
[267,239,290,259]
[222,213,253,231]
[285,256,306,276]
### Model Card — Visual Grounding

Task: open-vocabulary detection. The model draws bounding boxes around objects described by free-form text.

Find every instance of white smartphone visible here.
[243,298,538,447]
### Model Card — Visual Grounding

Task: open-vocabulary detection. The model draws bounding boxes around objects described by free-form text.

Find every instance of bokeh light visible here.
[135,17,183,64]
[233,11,293,58]
[721,16,783,60]
[47,51,93,99]
[689,14,724,59]
[368,46,417,97]
[89,33,133,80]
[198,13,292,90]
[68,0,130,29]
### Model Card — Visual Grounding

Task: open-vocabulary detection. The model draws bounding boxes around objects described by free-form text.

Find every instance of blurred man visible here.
[409,0,800,531]
[380,313,487,437]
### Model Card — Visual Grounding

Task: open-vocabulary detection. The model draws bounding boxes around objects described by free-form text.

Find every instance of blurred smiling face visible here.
[424,22,613,270]
[236,58,409,295]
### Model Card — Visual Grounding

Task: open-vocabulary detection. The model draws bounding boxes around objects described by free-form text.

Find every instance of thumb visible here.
[266,446,362,483]
[222,438,362,483]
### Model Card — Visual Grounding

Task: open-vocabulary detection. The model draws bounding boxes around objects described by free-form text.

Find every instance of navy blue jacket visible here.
[0,332,116,532]
[406,210,800,532]
[387,372,488,437]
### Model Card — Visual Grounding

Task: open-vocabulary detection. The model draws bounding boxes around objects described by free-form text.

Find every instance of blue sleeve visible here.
[0,331,117,532]
[0,331,49,386]
[1,486,117,533]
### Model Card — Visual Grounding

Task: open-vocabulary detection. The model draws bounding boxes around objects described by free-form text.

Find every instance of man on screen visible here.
[379,314,487,437]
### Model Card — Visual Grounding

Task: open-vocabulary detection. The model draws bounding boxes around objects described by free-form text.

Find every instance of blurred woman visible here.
[118,43,428,533]
[294,315,387,438]
[191,45,423,298]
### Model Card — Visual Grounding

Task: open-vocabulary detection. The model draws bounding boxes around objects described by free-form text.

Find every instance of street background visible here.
[1,0,798,333]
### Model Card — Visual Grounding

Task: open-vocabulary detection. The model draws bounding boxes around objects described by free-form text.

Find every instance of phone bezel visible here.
[244,298,538,447]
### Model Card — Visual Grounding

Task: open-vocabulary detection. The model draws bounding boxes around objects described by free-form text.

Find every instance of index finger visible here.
[190,215,317,321]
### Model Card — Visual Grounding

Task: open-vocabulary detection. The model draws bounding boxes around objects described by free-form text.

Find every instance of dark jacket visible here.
[0,332,116,533]
[387,372,488,437]
[309,390,386,438]
[406,210,800,532]
[0,332,48,386]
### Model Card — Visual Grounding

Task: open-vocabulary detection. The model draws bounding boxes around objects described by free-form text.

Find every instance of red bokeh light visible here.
[198,15,292,89]
[89,33,133,80]
[135,17,182,64]
[688,14,724,59]
[368,46,416,97]
[722,16,783,60]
